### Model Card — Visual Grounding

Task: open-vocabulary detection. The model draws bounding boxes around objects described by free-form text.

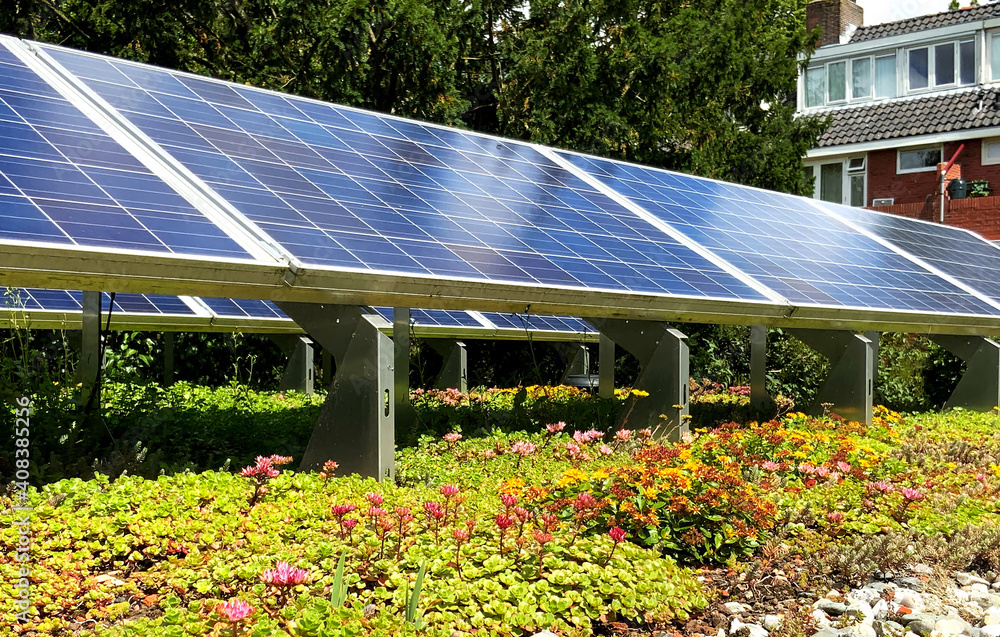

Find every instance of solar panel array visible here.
[2,36,1000,333]
[38,42,770,303]
[3,288,598,339]
[559,152,1000,315]
[821,201,1000,305]
[0,45,251,258]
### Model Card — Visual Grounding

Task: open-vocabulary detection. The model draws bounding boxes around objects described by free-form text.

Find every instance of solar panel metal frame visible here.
[2,37,1000,335]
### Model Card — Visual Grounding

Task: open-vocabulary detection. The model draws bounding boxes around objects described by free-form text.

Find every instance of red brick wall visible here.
[867,139,1000,206]
[807,0,865,47]
[869,196,1000,240]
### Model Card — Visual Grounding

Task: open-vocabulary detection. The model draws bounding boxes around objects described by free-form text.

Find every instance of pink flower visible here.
[367,506,387,518]
[240,456,279,478]
[565,442,583,459]
[495,514,514,530]
[815,466,830,478]
[440,484,460,498]
[599,444,613,456]
[836,461,851,472]
[534,530,553,545]
[453,528,469,542]
[342,518,357,531]
[500,493,517,509]
[218,598,254,622]
[423,501,445,519]
[574,492,597,509]
[798,463,816,475]
[638,428,653,439]
[977,473,987,482]
[826,512,844,523]
[573,429,604,444]
[866,480,895,494]
[614,429,632,442]
[365,492,384,506]
[761,461,781,471]
[608,526,626,543]
[900,487,924,502]
[443,432,462,443]
[512,506,531,521]
[331,503,357,518]
[260,561,309,587]
[511,441,536,456]
[546,421,566,434]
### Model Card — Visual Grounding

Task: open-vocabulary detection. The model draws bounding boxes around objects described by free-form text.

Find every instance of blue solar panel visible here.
[370,307,485,329]
[559,151,1000,316]
[0,43,250,259]
[199,298,288,319]
[38,43,771,304]
[821,202,1000,305]
[480,312,597,333]
[4,288,198,315]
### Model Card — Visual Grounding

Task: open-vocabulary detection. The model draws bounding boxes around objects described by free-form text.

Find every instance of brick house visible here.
[801,0,1000,239]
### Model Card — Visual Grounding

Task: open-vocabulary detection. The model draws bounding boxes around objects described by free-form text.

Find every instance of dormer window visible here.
[905,40,975,92]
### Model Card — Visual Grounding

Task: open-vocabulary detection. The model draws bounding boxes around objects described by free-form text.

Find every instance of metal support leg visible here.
[393,308,415,441]
[598,334,615,399]
[277,302,395,481]
[428,340,468,392]
[865,331,880,386]
[556,343,593,388]
[271,335,315,396]
[591,319,689,440]
[787,329,874,425]
[163,332,175,386]
[750,325,768,410]
[927,335,1000,411]
[78,291,101,409]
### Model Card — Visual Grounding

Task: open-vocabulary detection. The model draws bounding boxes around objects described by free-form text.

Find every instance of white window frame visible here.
[897,145,943,174]
[905,39,976,94]
[989,30,1000,82]
[804,155,867,207]
[982,137,1000,165]
[801,52,903,109]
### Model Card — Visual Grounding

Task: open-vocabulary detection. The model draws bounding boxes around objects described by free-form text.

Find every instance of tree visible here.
[496,0,827,194]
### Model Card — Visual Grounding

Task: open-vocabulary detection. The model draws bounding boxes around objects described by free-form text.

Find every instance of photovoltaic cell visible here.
[39,43,770,304]
[0,43,250,259]
[559,151,1000,316]
[480,312,597,334]
[3,288,198,315]
[370,307,486,329]
[820,202,1000,305]
[199,298,288,319]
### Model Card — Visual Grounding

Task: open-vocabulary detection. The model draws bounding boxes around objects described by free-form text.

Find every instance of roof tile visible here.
[850,5,1000,43]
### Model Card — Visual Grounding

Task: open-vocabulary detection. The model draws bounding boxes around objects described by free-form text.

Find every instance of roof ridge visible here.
[849,4,1000,44]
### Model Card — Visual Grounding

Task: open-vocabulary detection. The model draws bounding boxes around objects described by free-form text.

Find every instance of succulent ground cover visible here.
[4,387,1000,636]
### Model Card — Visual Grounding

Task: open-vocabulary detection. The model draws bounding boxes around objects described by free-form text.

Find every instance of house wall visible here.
[869,195,1000,240]
[866,139,1000,206]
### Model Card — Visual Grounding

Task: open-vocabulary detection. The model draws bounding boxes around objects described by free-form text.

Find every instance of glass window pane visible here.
[960,40,975,84]
[804,165,815,197]
[850,174,865,207]
[909,48,929,90]
[820,163,843,204]
[828,61,847,101]
[993,35,1000,80]
[852,58,871,99]
[935,43,955,85]
[875,55,897,97]
[899,147,941,171]
[986,141,1000,161]
[805,67,825,107]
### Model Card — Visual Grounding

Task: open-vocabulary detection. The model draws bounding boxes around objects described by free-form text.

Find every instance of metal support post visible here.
[163,332,175,386]
[591,319,689,440]
[750,325,768,410]
[428,339,468,392]
[393,308,415,442]
[78,291,101,409]
[271,334,315,396]
[787,329,874,425]
[556,343,594,389]
[865,331,880,383]
[598,334,615,399]
[927,335,1000,411]
[276,302,395,481]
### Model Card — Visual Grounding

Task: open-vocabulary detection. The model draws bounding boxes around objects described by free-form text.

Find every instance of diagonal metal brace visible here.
[927,334,1000,411]
[787,328,873,425]
[590,319,689,440]
[277,302,395,481]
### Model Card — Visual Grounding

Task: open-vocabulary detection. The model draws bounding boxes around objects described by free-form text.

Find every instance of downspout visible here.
[940,144,965,224]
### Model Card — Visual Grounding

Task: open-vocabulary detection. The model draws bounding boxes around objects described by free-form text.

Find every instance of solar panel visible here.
[480,312,597,334]
[369,307,486,329]
[2,288,198,315]
[819,202,1000,306]
[0,43,251,259]
[36,42,772,304]
[558,151,1000,316]
[199,297,287,319]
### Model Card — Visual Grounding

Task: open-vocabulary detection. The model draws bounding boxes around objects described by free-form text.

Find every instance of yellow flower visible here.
[591,468,610,480]
[557,468,587,488]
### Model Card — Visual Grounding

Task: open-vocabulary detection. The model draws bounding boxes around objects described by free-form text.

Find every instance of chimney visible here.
[807,0,865,47]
